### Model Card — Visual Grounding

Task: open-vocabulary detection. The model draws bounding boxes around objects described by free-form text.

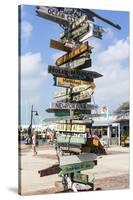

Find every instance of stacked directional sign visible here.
[37,7,103,152]
[36,6,121,192]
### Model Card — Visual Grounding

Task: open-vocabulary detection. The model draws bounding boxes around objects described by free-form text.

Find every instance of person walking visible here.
[32,131,37,156]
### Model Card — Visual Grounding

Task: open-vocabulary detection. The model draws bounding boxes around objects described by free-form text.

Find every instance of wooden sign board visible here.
[56,123,86,132]
[56,42,91,66]
[50,102,97,110]
[60,15,88,39]
[71,15,88,30]
[60,153,97,166]
[54,112,70,117]
[54,83,95,101]
[50,39,72,52]
[46,108,92,114]
[57,133,87,144]
[73,93,91,102]
[55,94,91,103]
[36,6,70,26]
[80,23,105,42]
[48,66,102,81]
[38,164,60,177]
[58,57,91,70]
[72,83,95,93]
[60,161,95,174]
[56,119,93,124]
[43,113,105,122]
[61,23,89,44]
[73,173,89,184]
[55,77,93,88]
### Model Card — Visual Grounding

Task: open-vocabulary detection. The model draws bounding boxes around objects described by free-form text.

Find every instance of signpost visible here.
[54,84,95,102]
[60,23,89,43]
[36,6,70,26]
[56,123,86,132]
[60,161,95,174]
[48,65,102,81]
[54,77,92,88]
[55,77,93,88]
[55,42,91,66]
[57,133,87,144]
[80,23,105,41]
[36,6,121,192]
[72,83,95,93]
[50,102,98,110]
[46,108,93,114]
[57,57,91,70]
[50,39,72,52]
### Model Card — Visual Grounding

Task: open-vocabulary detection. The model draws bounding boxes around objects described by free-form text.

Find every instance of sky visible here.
[19,5,129,125]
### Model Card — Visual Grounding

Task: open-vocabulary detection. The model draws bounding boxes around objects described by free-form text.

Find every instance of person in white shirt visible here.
[32,131,37,156]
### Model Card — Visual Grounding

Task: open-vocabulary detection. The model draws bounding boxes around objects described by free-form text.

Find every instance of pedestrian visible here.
[32,131,37,156]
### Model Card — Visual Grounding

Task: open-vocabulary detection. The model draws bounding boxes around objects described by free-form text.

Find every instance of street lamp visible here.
[26,105,39,144]
[30,105,39,130]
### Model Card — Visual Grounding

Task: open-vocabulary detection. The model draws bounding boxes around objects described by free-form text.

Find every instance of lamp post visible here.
[30,105,39,131]
[26,105,39,144]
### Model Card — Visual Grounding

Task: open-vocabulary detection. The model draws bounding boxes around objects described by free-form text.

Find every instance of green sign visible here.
[57,135,86,144]
[73,173,88,184]
[54,112,70,117]
[60,161,95,174]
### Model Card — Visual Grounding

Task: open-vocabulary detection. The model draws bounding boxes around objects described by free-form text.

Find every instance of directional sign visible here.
[56,42,91,66]
[58,57,91,70]
[72,92,91,102]
[72,173,89,184]
[36,6,86,27]
[80,23,105,42]
[72,83,95,93]
[54,83,95,99]
[38,164,60,177]
[55,77,93,88]
[60,23,89,44]
[71,15,88,30]
[54,112,70,117]
[48,65,102,81]
[50,39,72,52]
[54,91,93,103]
[60,153,97,166]
[36,6,69,26]
[60,161,95,174]
[56,123,86,132]
[60,153,97,174]
[43,113,105,122]
[50,102,97,110]
[46,108,92,114]
[57,133,87,144]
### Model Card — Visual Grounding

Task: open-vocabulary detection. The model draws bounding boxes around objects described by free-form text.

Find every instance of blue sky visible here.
[20,5,129,125]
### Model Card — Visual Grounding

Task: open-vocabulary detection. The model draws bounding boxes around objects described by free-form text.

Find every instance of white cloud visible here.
[92,37,129,113]
[21,20,33,41]
[96,37,129,67]
[21,52,43,77]
[21,52,46,94]
[21,78,42,91]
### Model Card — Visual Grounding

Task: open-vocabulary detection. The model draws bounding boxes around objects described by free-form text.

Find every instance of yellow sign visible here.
[56,77,93,88]
[56,42,91,66]
[56,124,86,132]
[72,83,96,93]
